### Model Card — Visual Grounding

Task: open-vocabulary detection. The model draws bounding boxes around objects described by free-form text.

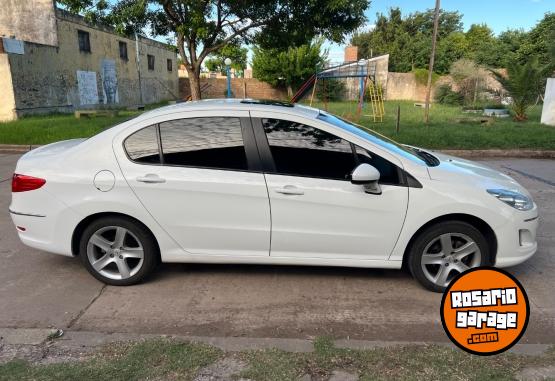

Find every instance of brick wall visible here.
[180,78,287,100]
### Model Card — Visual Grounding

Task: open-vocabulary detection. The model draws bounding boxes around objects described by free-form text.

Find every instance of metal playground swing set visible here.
[290,58,385,123]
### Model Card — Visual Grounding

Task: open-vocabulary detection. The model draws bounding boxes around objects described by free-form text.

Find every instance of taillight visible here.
[12,174,46,192]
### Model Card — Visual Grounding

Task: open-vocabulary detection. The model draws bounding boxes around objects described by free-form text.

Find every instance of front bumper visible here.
[494,206,539,268]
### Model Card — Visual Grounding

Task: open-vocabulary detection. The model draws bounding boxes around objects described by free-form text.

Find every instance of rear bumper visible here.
[494,207,539,268]
[9,200,81,257]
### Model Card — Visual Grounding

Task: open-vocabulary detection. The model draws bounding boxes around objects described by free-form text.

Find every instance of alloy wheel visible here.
[86,226,144,280]
[420,233,481,288]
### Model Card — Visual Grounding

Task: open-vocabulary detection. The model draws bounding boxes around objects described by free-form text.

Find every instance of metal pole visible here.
[226,65,231,98]
[424,0,441,124]
[135,32,144,106]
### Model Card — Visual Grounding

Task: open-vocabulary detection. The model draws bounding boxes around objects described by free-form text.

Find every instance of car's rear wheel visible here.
[79,216,157,285]
[408,221,490,292]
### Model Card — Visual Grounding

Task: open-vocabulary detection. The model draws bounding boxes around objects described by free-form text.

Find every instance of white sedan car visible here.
[10,99,538,291]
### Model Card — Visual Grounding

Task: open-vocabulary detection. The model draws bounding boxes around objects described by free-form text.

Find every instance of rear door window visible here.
[124,126,160,164]
[159,117,249,171]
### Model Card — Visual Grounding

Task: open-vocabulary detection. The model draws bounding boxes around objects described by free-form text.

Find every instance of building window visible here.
[147,54,155,71]
[77,30,91,53]
[167,59,173,72]
[119,41,128,61]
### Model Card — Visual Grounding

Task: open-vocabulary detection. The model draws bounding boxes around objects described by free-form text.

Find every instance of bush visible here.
[413,68,440,86]
[316,79,346,102]
[435,84,463,105]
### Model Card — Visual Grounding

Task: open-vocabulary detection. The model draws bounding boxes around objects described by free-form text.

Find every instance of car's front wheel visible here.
[79,216,158,286]
[408,221,490,292]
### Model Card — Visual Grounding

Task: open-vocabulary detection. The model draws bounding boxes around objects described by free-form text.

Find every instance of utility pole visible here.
[424,0,440,124]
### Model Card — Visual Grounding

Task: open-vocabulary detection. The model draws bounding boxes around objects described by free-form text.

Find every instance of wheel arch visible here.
[71,212,161,262]
[402,213,497,268]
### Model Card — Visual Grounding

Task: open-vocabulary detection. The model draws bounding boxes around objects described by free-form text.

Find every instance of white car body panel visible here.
[10,99,538,274]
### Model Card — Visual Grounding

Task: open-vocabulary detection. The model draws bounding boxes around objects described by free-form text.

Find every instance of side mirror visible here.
[351,163,382,195]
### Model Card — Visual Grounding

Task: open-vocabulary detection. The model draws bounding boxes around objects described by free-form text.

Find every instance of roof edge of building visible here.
[55,8,176,53]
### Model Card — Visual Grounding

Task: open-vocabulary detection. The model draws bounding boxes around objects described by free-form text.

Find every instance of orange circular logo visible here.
[440,267,529,356]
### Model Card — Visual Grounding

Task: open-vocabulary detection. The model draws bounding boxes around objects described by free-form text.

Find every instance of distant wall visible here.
[386,72,429,102]
[0,0,58,46]
[0,54,16,121]
[180,78,287,100]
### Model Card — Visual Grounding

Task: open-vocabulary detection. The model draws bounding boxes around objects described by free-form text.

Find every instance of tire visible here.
[407,221,490,292]
[79,216,158,286]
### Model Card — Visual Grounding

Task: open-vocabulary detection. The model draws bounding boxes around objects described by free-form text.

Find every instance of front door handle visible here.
[137,174,166,184]
[275,185,304,195]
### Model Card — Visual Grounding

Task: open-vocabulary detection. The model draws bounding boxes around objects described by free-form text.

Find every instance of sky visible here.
[325,0,555,63]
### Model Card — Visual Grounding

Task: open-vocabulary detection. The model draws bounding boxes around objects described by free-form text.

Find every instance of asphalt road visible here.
[0,154,553,343]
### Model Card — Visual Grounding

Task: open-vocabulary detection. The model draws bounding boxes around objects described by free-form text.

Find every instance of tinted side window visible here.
[159,117,248,171]
[355,146,401,184]
[262,119,355,180]
[124,126,160,164]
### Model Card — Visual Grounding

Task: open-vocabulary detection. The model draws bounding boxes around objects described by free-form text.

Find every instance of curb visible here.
[0,145,41,154]
[0,145,554,159]
[0,328,551,356]
[439,149,555,159]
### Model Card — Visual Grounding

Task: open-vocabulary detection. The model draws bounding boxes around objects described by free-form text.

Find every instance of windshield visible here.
[316,112,438,166]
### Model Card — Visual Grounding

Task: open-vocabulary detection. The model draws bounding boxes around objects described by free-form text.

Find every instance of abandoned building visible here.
[0,0,178,121]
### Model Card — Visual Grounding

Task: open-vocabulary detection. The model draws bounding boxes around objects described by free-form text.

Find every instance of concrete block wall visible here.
[180,78,287,101]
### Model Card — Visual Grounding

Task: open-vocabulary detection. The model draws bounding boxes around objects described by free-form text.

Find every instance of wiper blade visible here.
[414,149,440,166]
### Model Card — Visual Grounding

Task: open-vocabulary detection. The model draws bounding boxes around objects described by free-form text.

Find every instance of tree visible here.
[57,0,369,100]
[204,43,248,76]
[464,24,498,66]
[491,59,545,121]
[516,13,555,68]
[252,39,327,97]
[351,7,464,73]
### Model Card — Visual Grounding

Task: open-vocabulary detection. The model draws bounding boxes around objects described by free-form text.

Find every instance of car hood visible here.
[425,150,529,195]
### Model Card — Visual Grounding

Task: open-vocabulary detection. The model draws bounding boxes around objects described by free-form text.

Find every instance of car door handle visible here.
[136,174,166,184]
[275,185,304,195]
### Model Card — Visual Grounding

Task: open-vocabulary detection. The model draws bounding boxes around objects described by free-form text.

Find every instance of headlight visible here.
[487,189,533,211]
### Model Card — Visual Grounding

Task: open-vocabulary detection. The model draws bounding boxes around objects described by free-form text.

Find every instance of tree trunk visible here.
[287,84,293,98]
[186,65,202,100]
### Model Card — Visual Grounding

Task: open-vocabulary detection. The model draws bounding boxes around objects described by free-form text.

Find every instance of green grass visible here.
[1,338,554,381]
[307,100,555,150]
[0,339,222,381]
[1,100,554,149]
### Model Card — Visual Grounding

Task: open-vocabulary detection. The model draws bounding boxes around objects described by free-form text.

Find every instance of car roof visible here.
[137,98,321,121]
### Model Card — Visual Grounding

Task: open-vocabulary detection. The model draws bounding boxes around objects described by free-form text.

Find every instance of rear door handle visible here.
[275,185,304,195]
[137,174,166,184]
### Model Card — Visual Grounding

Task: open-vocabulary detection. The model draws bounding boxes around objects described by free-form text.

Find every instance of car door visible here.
[251,113,409,261]
[117,111,271,257]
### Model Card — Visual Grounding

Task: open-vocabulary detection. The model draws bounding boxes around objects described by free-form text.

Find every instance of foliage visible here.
[491,59,546,121]
[204,42,248,76]
[434,84,463,105]
[449,59,489,105]
[413,68,439,86]
[252,39,327,97]
[351,9,555,77]
[56,0,369,100]
[351,7,465,73]
[316,79,347,102]
[516,13,555,68]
